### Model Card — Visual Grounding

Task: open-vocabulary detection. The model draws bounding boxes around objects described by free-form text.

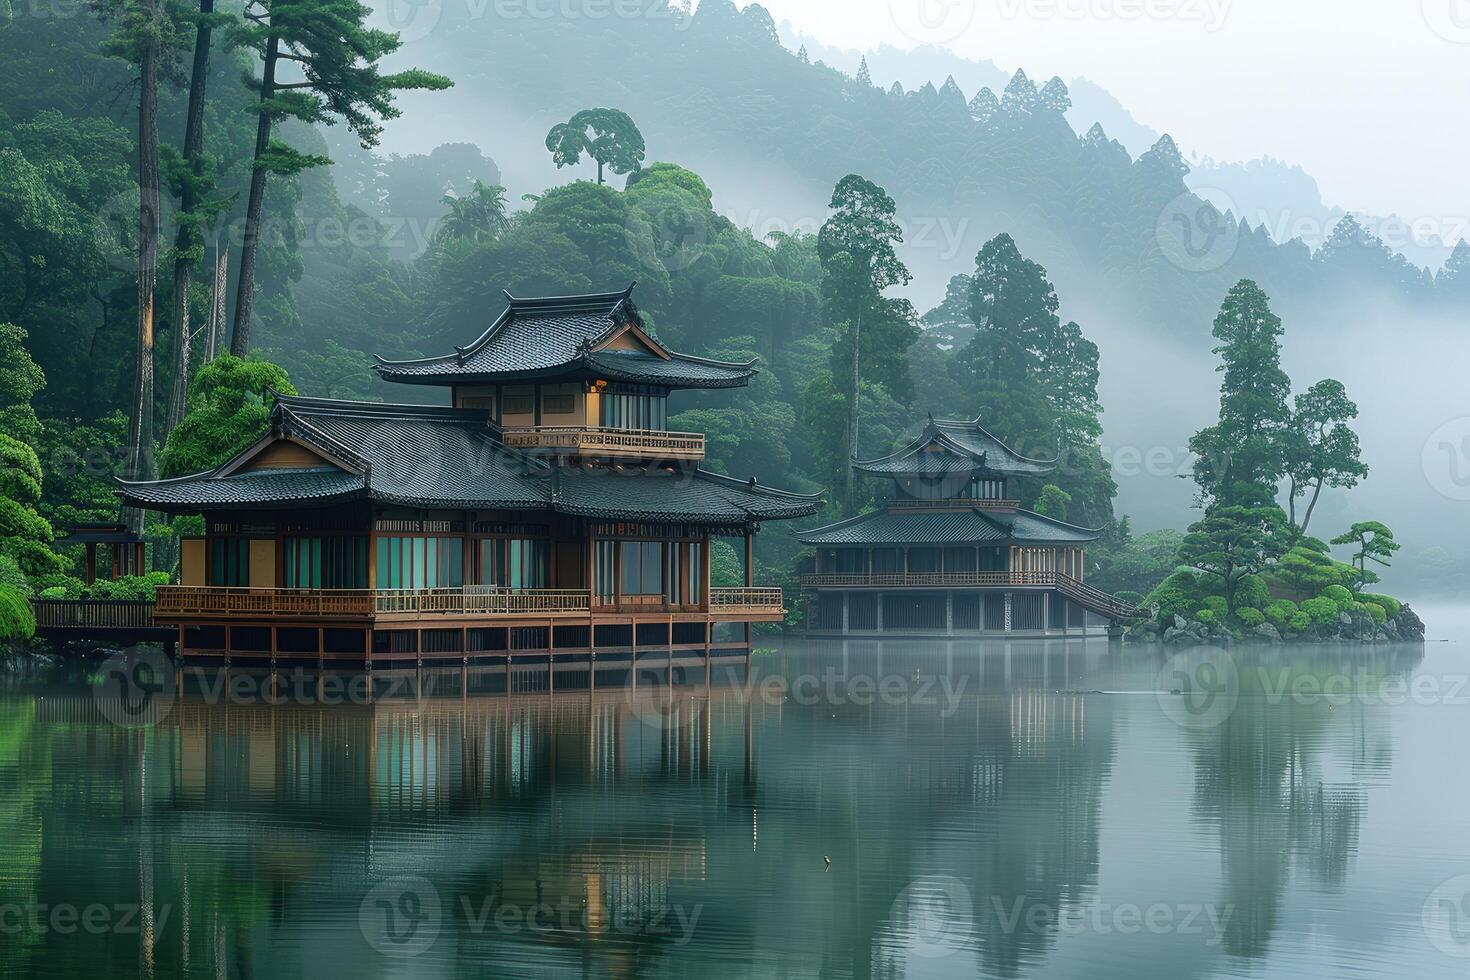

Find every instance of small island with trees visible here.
[1122,280,1420,645]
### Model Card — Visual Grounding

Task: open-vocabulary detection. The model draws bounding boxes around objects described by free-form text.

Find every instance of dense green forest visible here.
[0,0,1434,643]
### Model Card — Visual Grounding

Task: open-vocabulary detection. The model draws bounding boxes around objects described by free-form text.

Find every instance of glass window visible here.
[209,539,250,586]
[285,537,369,589]
[617,540,665,596]
[599,384,667,432]
[376,537,464,590]
[595,540,617,602]
[687,542,702,604]
[478,538,546,588]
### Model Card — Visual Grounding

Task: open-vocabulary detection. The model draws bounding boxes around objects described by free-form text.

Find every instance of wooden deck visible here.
[31,599,175,648]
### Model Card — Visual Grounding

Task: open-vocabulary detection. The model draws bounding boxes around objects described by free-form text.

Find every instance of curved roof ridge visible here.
[794,508,880,536]
[695,468,825,501]
[503,284,634,307]
[276,392,501,427]
[668,350,760,370]
[1012,506,1105,535]
[116,470,222,488]
[274,405,374,473]
[851,428,982,467]
[933,415,1058,466]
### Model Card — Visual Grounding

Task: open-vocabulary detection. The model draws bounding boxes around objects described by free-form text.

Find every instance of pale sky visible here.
[743,0,1468,222]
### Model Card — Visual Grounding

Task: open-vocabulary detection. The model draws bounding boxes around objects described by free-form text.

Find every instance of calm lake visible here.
[3,607,1469,979]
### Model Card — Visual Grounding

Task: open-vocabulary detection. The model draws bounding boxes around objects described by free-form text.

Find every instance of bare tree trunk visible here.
[206,246,227,361]
[126,10,161,537]
[1300,479,1325,536]
[165,0,217,434]
[229,32,279,356]
[846,304,861,514]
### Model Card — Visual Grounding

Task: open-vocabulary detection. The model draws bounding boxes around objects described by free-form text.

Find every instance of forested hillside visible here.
[388,0,1470,330]
[1,0,1461,605]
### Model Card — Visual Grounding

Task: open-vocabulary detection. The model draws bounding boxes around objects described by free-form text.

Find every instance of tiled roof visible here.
[372,286,754,389]
[118,468,367,509]
[853,417,1057,478]
[555,467,823,524]
[270,395,546,510]
[119,394,821,524]
[797,507,1098,546]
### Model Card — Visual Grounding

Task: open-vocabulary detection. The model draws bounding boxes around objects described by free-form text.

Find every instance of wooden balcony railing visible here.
[709,587,785,613]
[157,587,374,618]
[501,426,705,460]
[154,585,788,619]
[798,572,1140,621]
[32,599,157,630]
[885,497,1021,511]
[802,571,1062,589]
[375,588,591,616]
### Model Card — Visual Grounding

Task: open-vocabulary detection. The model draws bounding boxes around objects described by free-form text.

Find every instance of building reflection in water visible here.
[0,638,1422,979]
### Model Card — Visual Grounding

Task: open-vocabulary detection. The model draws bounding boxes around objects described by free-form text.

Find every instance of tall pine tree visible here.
[1188,279,1292,506]
[228,0,451,354]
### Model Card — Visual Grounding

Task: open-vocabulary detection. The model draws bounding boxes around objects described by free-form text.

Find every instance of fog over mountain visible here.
[345,0,1470,594]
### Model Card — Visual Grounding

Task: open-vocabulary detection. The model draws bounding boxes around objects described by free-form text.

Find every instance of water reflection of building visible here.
[11,639,1419,978]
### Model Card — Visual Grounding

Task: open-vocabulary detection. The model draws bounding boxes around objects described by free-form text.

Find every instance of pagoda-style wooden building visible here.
[119,286,822,667]
[798,416,1136,636]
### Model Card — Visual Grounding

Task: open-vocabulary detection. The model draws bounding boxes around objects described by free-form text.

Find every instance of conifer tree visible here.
[968,87,998,123]
[1188,280,1292,506]
[1437,240,1470,297]
[818,174,913,508]
[1039,76,1071,113]
[856,56,871,86]
[1001,69,1038,115]
[1283,379,1367,534]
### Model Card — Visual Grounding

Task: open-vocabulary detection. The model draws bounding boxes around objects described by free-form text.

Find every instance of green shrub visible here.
[0,585,35,643]
[1357,601,1387,624]
[1287,611,1311,632]
[1198,595,1228,618]
[1195,609,1218,625]
[1320,585,1355,612]
[38,586,67,599]
[1301,596,1340,625]
[1265,599,1298,629]
[1359,593,1402,617]
[1116,590,1144,606]
[1235,608,1265,628]
[30,574,83,598]
[1145,570,1201,619]
[0,554,30,597]
[81,574,168,601]
[1235,575,1270,610]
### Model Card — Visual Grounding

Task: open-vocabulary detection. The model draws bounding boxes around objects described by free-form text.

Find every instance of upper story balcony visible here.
[501,425,706,461]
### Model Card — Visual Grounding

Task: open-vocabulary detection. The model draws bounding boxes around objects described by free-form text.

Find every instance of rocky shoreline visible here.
[1127,605,1426,646]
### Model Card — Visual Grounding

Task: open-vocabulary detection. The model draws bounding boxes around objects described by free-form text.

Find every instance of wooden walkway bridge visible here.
[31,599,175,651]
